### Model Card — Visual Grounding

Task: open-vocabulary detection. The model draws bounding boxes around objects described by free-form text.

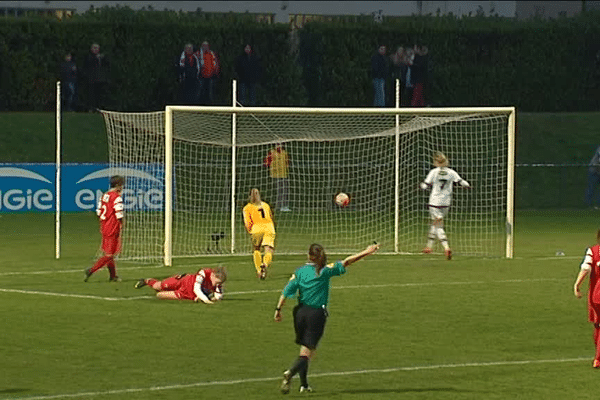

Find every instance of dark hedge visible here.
[0,7,599,111]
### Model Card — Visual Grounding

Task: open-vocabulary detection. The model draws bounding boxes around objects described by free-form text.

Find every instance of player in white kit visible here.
[419,152,470,260]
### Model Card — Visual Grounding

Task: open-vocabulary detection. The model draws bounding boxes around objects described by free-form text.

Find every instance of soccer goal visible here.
[99,105,515,265]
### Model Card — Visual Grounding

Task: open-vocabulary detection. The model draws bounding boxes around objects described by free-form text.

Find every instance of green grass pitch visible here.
[2,210,600,399]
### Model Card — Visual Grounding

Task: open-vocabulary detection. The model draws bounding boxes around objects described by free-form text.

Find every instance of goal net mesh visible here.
[100,108,511,261]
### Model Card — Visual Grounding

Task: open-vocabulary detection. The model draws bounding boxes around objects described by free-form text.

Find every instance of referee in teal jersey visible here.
[274,242,380,394]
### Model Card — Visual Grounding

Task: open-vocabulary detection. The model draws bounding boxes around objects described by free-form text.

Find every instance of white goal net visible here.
[100,106,515,265]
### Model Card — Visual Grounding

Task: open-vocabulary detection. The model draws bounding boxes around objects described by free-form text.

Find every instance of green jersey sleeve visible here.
[320,261,346,277]
[282,274,299,298]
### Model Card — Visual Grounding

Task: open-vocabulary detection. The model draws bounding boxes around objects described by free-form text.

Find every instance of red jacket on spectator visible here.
[195,41,220,79]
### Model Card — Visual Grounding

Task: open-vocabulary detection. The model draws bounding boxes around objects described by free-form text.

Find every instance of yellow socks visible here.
[263,252,273,268]
[253,250,263,274]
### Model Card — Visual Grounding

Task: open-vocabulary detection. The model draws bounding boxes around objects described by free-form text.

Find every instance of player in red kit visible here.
[84,175,125,282]
[134,265,227,304]
[574,229,600,368]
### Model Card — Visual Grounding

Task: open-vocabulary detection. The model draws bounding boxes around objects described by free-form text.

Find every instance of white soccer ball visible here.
[335,192,350,207]
[210,292,223,301]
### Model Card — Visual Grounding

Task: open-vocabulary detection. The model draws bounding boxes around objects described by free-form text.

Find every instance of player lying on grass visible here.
[574,229,600,368]
[274,242,380,394]
[419,152,470,260]
[134,265,226,304]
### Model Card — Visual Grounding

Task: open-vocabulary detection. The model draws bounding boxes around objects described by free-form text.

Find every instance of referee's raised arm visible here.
[341,243,380,267]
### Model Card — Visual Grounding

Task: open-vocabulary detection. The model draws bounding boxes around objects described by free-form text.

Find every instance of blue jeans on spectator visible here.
[586,170,600,208]
[373,78,385,107]
[199,77,215,104]
[180,79,199,105]
[62,82,77,111]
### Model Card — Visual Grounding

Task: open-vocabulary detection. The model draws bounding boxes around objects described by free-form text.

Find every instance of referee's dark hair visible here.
[110,175,125,188]
[308,243,327,272]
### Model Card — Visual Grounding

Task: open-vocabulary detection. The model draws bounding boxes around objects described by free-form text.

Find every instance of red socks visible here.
[595,326,600,361]
[89,255,113,274]
[107,259,117,279]
[88,256,118,279]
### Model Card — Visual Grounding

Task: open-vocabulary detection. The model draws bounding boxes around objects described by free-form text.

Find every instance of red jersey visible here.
[161,268,223,302]
[96,190,124,236]
[587,245,600,323]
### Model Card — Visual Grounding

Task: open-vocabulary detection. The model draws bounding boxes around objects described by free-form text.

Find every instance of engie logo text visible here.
[0,163,165,212]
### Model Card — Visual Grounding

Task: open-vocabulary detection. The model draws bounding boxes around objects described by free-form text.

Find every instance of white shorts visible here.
[428,206,449,221]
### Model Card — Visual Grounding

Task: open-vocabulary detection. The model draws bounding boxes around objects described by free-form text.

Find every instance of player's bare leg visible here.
[149,280,162,290]
[156,291,179,300]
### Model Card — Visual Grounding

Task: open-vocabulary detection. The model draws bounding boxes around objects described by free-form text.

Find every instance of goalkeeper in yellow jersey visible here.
[242,188,276,280]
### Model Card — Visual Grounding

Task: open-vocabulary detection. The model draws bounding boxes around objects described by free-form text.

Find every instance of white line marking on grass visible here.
[329,277,568,290]
[310,356,589,376]
[227,278,567,295]
[7,356,590,400]
[0,264,165,277]
[0,288,154,301]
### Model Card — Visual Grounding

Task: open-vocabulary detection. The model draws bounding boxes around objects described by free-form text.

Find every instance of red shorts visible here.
[102,234,121,255]
[160,274,196,300]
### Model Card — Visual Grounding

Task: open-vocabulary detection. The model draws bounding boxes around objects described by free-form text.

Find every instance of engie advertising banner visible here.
[0,163,165,212]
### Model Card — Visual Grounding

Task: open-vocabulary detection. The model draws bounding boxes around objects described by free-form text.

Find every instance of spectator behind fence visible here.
[196,41,220,104]
[177,43,200,105]
[586,145,600,209]
[410,45,429,107]
[264,143,291,212]
[371,44,389,107]
[402,46,415,107]
[235,44,262,106]
[390,46,407,106]
[59,52,78,111]
[82,43,110,112]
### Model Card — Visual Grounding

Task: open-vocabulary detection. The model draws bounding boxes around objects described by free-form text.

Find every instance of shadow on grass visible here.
[0,389,30,394]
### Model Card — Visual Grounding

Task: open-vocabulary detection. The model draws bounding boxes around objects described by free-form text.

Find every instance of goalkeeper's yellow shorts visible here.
[251,231,275,248]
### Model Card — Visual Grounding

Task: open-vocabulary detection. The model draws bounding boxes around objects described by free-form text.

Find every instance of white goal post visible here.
[99,103,515,266]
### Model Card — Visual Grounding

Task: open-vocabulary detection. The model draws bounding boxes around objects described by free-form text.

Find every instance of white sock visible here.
[437,227,450,250]
[426,225,436,248]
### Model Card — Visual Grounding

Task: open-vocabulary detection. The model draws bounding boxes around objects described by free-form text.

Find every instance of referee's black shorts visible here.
[293,304,328,349]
